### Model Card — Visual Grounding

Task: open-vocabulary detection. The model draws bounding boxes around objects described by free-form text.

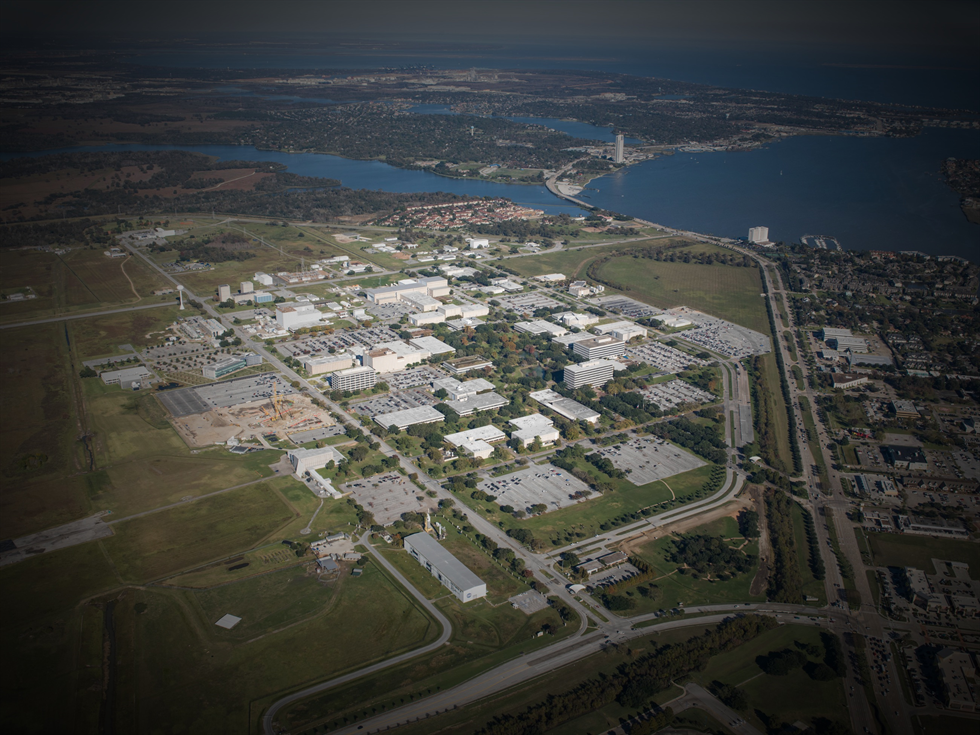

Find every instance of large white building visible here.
[374,405,445,431]
[554,312,599,329]
[593,321,647,341]
[444,425,507,459]
[508,413,560,447]
[329,366,377,392]
[564,359,615,389]
[288,445,345,475]
[529,389,600,424]
[276,303,324,331]
[364,341,430,372]
[432,376,495,402]
[302,353,354,375]
[572,335,625,360]
[614,133,624,164]
[748,226,770,244]
[404,532,486,603]
[363,276,450,305]
[514,320,568,337]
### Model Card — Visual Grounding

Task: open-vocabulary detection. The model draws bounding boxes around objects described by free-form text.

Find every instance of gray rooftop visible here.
[403,532,485,591]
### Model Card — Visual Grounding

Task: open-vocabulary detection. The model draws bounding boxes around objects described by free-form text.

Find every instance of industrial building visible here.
[571,335,625,360]
[653,314,693,329]
[882,445,928,471]
[555,312,599,329]
[593,321,647,342]
[891,400,919,419]
[409,311,446,326]
[276,303,324,331]
[302,353,354,375]
[217,284,232,302]
[828,335,868,353]
[403,532,487,603]
[830,373,867,389]
[508,413,560,447]
[514,320,568,337]
[363,276,450,305]
[364,341,429,372]
[847,354,893,368]
[272,271,327,286]
[240,281,254,294]
[529,389,600,424]
[329,366,377,392]
[613,134,624,164]
[100,365,153,389]
[444,425,507,459]
[374,405,445,431]
[409,336,455,355]
[936,649,978,711]
[819,327,853,341]
[254,272,274,286]
[288,445,345,474]
[564,359,615,389]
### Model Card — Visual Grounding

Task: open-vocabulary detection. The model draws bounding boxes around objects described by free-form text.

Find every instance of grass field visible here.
[505,237,683,279]
[624,515,765,613]
[68,303,191,358]
[100,478,299,582]
[867,534,980,576]
[459,461,718,549]
[790,503,828,605]
[691,623,848,730]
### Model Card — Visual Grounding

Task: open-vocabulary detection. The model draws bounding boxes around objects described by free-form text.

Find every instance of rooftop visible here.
[444,425,507,446]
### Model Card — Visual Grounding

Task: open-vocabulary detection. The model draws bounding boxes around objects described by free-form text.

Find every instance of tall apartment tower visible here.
[748,226,769,244]
[614,134,624,164]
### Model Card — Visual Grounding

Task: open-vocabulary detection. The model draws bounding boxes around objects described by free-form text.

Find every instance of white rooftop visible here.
[508,413,554,431]
[444,425,507,447]
[409,335,456,355]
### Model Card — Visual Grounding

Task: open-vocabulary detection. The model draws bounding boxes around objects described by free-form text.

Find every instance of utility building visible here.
[403,532,486,603]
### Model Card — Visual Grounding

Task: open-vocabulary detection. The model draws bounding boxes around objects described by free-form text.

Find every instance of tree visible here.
[79,366,98,378]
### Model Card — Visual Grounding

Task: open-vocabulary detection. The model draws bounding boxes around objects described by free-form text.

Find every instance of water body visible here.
[0,143,580,216]
[409,104,641,145]
[582,128,980,262]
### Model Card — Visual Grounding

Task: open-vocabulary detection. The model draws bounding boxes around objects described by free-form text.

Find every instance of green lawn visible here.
[868,534,980,576]
[68,303,190,358]
[507,237,687,281]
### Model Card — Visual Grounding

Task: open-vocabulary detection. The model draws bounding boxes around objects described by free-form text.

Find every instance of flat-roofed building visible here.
[302,353,354,375]
[572,335,625,360]
[365,341,429,372]
[936,649,978,711]
[534,273,566,283]
[432,376,494,401]
[459,303,489,318]
[882,445,928,471]
[276,303,324,331]
[409,311,447,326]
[529,388,600,424]
[100,365,153,389]
[445,391,508,416]
[898,514,967,538]
[445,425,506,458]
[514,320,568,337]
[409,336,455,355]
[891,400,919,418]
[375,405,445,431]
[363,276,449,305]
[403,532,486,603]
[819,327,853,340]
[847,353,893,368]
[438,303,463,318]
[564,359,615,389]
[402,291,441,312]
[830,373,868,390]
[828,335,868,353]
[288,445,344,474]
[217,284,232,302]
[202,355,247,380]
[555,312,599,329]
[552,332,595,347]
[329,366,377,392]
[443,355,493,375]
[508,413,560,447]
[654,314,693,329]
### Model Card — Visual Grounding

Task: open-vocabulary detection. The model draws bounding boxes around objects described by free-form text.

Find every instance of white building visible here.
[276,303,324,331]
[432,376,494,401]
[554,312,599,329]
[363,276,450,305]
[508,413,560,447]
[614,133,624,164]
[374,405,445,431]
[529,389,600,424]
[404,532,486,603]
[514,320,568,337]
[302,353,355,375]
[571,335,625,360]
[564,359,615,389]
[330,366,377,392]
[748,226,770,244]
[444,425,507,459]
[409,336,455,355]
[288,445,344,474]
[240,281,254,294]
[594,321,647,341]
[467,238,490,249]
[534,273,566,283]
[653,314,693,329]
[364,340,429,372]
[217,284,232,302]
[100,365,153,389]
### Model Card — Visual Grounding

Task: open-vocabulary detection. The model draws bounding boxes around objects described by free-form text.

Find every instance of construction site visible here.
[158,374,337,448]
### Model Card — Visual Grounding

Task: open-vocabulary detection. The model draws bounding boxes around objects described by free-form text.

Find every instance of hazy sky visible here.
[4,0,978,57]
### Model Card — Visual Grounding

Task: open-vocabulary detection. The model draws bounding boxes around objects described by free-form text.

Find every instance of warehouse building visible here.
[329,366,377,392]
[276,303,324,331]
[564,359,614,389]
[819,327,853,341]
[571,335,625,360]
[100,365,153,389]
[508,413,560,447]
[445,391,508,417]
[828,335,868,353]
[364,341,429,372]
[847,354,893,368]
[409,336,455,355]
[514,320,568,337]
[302,353,355,375]
[529,389,600,424]
[403,532,487,603]
[374,405,445,431]
[363,276,450,305]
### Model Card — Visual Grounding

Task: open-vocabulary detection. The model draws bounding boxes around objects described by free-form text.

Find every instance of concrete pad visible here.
[215,614,242,629]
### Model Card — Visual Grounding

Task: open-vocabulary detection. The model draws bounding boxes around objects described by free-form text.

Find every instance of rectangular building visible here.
[277,303,324,331]
[564,359,615,389]
[202,355,247,380]
[445,425,506,458]
[302,353,354,375]
[288,445,345,474]
[365,341,429,372]
[100,365,152,389]
[572,335,625,360]
[409,336,455,355]
[375,405,445,431]
[508,413,560,447]
[514,320,568,337]
[882,445,928,471]
[217,284,232,302]
[445,391,508,416]
[443,355,493,375]
[403,532,486,603]
[529,389,600,424]
[329,366,377,392]
[828,335,868,353]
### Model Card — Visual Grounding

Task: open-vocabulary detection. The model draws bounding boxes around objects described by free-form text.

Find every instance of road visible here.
[0,298,174,330]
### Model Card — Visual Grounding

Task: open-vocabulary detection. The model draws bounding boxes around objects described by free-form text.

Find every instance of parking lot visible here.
[159,374,299,417]
[591,295,663,319]
[367,302,415,322]
[380,365,445,391]
[625,341,704,374]
[479,465,592,514]
[589,562,641,587]
[667,308,770,358]
[288,425,346,444]
[639,378,716,411]
[342,473,433,526]
[351,388,438,418]
[493,292,565,314]
[593,435,706,485]
[279,326,401,357]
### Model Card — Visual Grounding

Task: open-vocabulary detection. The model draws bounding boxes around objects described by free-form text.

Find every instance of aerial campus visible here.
[2,15,980,735]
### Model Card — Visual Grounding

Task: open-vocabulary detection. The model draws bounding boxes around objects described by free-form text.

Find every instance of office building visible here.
[529,389,600,424]
[100,366,153,389]
[514,320,568,337]
[329,365,377,392]
[217,284,232,302]
[364,341,429,372]
[288,445,344,475]
[508,413,560,447]
[240,281,254,294]
[301,353,354,375]
[363,276,450,305]
[564,359,615,389]
[614,133,624,163]
[572,336,625,360]
[404,532,486,603]
[445,392,508,417]
[276,303,324,331]
[444,425,507,459]
[748,226,769,244]
[202,355,247,380]
[374,405,445,431]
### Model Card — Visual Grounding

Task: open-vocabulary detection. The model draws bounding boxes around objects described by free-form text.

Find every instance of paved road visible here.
[0,299,174,330]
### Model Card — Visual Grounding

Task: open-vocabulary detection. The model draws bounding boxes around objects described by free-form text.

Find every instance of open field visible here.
[0,247,171,323]
[691,623,848,731]
[867,533,980,576]
[506,237,685,280]
[619,515,764,613]
[68,303,190,358]
[596,249,769,333]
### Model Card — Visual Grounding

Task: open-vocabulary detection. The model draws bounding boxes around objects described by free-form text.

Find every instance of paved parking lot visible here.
[493,292,565,314]
[288,425,346,444]
[341,473,433,526]
[158,374,298,417]
[367,302,414,322]
[351,388,438,418]
[625,341,705,374]
[639,378,716,411]
[591,295,663,319]
[479,466,592,514]
[381,365,445,391]
[589,562,641,587]
[279,326,401,357]
[666,308,770,358]
[593,435,706,485]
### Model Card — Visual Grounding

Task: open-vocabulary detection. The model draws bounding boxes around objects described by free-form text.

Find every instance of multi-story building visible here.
[363,276,450,305]
[329,366,377,392]
[404,532,486,603]
[202,355,247,380]
[614,133,624,164]
[302,353,354,375]
[217,284,232,302]
[564,359,614,389]
[571,336,625,360]
[276,303,324,331]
